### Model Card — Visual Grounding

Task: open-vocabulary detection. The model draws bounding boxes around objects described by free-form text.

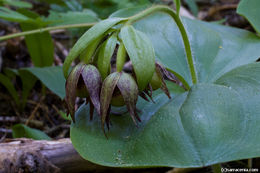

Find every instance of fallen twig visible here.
[0,138,107,173]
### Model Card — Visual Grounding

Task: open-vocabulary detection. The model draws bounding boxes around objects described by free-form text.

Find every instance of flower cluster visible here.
[64,22,178,134]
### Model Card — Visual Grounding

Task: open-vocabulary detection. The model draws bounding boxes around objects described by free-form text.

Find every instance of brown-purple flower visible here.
[65,63,102,122]
[100,72,139,134]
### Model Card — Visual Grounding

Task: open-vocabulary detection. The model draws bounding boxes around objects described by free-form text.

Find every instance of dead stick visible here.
[0,138,108,173]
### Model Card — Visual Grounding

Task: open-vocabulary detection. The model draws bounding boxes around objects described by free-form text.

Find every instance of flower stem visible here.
[127,5,198,85]
[0,22,97,41]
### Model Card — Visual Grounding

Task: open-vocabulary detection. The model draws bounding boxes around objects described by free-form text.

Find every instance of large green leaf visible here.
[71,80,260,167]
[237,0,260,34]
[63,17,126,78]
[121,25,155,91]
[215,62,260,157]
[134,14,260,85]
[24,66,66,99]
[199,20,260,82]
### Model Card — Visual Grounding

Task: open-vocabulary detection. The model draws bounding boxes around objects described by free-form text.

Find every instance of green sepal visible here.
[120,25,155,91]
[97,32,118,79]
[63,17,126,78]
[116,42,127,72]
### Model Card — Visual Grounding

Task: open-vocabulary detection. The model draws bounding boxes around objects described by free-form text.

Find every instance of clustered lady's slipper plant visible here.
[63,0,260,171]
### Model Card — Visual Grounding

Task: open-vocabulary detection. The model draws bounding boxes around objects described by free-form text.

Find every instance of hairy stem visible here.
[0,22,97,41]
[127,5,198,85]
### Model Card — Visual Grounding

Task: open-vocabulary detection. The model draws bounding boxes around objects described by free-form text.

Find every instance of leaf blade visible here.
[24,66,66,99]
[20,23,54,67]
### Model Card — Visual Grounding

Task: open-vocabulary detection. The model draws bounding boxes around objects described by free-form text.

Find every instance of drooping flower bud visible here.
[100,72,139,134]
[140,62,176,101]
[153,63,171,99]
[65,63,84,122]
[65,63,102,122]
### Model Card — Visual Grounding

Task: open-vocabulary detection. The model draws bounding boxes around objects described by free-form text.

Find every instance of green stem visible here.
[0,22,97,41]
[127,5,198,85]
[212,164,222,173]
